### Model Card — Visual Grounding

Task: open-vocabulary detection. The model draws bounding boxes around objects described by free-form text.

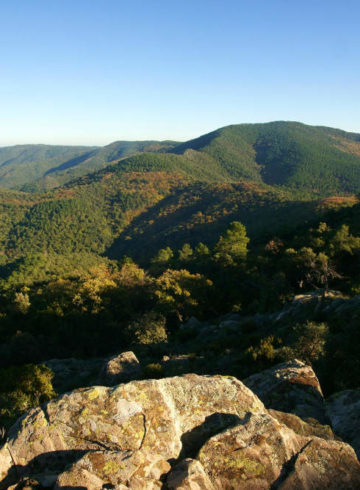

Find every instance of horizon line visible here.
[1,120,359,148]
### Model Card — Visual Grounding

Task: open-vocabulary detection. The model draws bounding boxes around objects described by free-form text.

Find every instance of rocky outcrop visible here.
[1,368,359,488]
[0,374,263,488]
[44,352,143,393]
[244,359,326,423]
[98,351,143,386]
[326,389,360,458]
[198,412,360,489]
[55,450,170,489]
[43,357,104,393]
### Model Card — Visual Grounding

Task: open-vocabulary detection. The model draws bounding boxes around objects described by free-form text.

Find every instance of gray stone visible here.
[98,351,142,386]
[326,389,360,458]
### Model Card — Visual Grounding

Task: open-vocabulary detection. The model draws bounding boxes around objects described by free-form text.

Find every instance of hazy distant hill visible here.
[0,145,96,189]
[34,139,178,190]
[0,140,177,190]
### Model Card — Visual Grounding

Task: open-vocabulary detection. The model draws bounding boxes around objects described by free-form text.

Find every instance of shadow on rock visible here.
[179,411,250,459]
[0,449,88,490]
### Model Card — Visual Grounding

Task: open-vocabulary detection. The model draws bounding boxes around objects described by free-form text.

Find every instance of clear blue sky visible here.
[1,0,359,145]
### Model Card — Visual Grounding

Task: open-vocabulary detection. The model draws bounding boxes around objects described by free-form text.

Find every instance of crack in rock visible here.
[139,414,147,450]
[270,439,313,489]
[41,405,51,427]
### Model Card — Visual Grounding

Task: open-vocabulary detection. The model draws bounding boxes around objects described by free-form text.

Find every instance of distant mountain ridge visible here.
[0,140,177,190]
[0,144,96,189]
[2,121,360,194]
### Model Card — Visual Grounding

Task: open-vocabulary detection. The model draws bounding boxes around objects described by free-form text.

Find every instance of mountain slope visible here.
[171,121,360,193]
[106,181,358,262]
[33,139,178,190]
[0,160,356,284]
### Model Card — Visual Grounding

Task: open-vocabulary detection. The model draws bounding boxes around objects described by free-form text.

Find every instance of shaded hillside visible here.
[107,181,339,262]
[0,170,188,261]
[0,174,356,288]
[0,165,195,285]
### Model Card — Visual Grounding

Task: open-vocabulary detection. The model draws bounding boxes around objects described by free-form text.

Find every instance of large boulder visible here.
[0,374,263,488]
[98,351,143,386]
[1,371,359,489]
[244,359,326,423]
[326,389,360,458]
[197,412,360,489]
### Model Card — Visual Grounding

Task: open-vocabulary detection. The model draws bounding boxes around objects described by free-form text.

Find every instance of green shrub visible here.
[128,312,168,345]
[290,321,328,365]
[144,362,163,379]
[0,364,56,428]
[247,336,278,362]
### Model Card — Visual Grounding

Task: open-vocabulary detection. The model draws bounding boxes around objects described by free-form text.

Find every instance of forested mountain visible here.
[2,121,360,193]
[107,184,358,263]
[0,121,360,280]
[170,121,360,193]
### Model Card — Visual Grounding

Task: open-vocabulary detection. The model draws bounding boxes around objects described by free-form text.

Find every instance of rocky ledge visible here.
[0,361,360,489]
